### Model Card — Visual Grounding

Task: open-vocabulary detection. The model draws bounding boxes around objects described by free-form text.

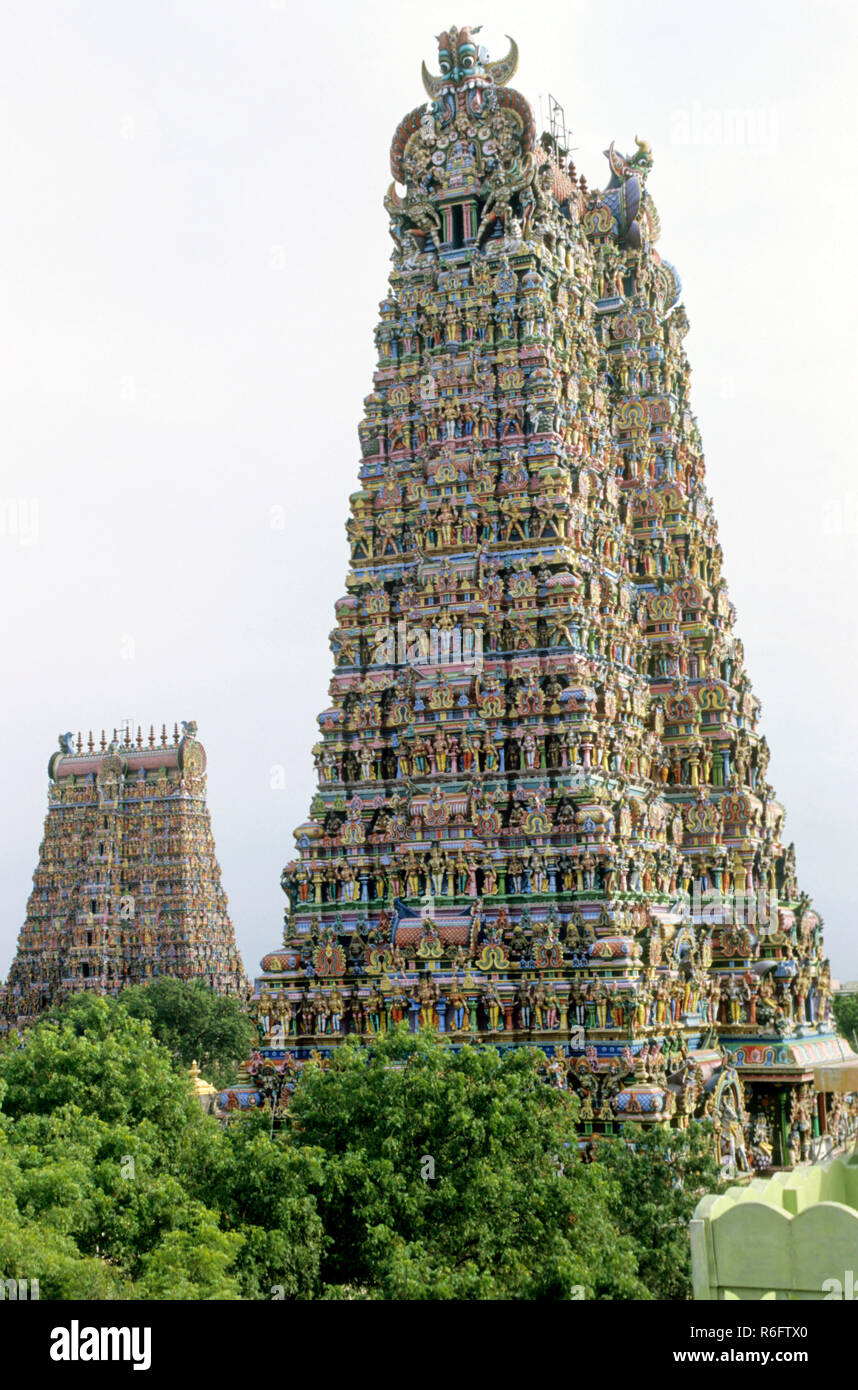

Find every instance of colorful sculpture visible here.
[0,723,246,1028]
[238,26,855,1165]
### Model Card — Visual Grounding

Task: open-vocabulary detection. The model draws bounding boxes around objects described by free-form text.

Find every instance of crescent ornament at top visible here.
[421,60,443,98]
[486,36,519,87]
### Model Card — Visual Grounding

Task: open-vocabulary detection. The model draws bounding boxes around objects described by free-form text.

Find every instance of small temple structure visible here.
[214,25,855,1167]
[0,721,246,1029]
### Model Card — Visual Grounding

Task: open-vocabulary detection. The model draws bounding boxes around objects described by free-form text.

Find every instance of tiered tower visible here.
[240,27,856,1168]
[1,722,246,1028]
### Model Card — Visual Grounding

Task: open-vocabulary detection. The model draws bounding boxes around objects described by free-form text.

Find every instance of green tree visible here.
[0,1133,124,1299]
[594,1120,723,1300]
[133,1224,243,1300]
[833,992,858,1048]
[0,996,732,1302]
[180,1109,325,1299]
[0,995,247,1299]
[118,977,254,1089]
[285,1028,645,1299]
[2,993,198,1133]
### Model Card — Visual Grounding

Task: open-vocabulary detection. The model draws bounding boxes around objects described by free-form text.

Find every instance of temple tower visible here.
[1,722,246,1028]
[239,26,855,1168]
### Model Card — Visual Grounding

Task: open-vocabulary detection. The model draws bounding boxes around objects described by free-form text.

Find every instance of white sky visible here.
[1,0,856,982]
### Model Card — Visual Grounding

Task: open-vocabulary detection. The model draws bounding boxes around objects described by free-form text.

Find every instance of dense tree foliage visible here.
[117,977,254,1089]
[178,1112,324,1299]
[0,996,718,1300]
[0,997,242,1297]
[595,1121,723,1301]
[833,991,858,1048]
[288,1030,643,1299]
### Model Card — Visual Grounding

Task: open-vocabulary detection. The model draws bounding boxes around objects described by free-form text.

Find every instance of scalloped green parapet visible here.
[691,1154,858,1299]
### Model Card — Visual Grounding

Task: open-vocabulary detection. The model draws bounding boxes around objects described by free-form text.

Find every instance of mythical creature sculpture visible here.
[389,25,535,191]
[422,24,519,103]
[599,139,655,250]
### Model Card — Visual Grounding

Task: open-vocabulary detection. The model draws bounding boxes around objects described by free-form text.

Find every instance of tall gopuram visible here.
[1,722,246,1030]
[240,25,857,1170]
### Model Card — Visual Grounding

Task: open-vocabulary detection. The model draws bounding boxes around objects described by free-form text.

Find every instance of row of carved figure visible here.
[253,964,830,1040]
[285,845,794,906]
[320,728,765,787]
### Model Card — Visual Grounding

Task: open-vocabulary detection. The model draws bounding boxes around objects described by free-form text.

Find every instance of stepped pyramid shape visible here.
[1,722,246,1028]
[242,26,857,1168]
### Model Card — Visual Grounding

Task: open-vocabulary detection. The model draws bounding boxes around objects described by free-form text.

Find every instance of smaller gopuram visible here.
[0,722,246,1029]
